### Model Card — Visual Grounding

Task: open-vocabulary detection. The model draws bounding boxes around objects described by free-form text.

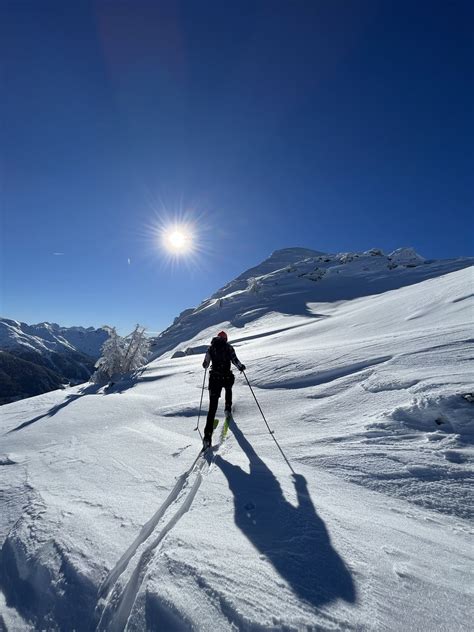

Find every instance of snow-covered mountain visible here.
[0,248,473,631]
[152,246,472,357]
[0,320,111,404]
[0,320,111,358]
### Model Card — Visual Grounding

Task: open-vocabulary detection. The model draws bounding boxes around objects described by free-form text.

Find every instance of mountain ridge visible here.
[151,246,473,358]
[0,320,112,404]
[0,319,112,357]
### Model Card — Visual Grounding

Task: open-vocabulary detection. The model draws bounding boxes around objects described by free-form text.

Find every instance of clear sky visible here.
[1,0,472,334]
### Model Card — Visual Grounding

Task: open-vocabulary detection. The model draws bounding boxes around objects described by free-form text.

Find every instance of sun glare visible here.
[162,225,194,255]
[144,202,210,270]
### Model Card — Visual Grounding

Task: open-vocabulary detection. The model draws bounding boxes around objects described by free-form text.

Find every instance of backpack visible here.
[209,337,231,374]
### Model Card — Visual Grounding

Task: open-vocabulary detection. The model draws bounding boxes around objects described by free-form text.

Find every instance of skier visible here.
[202,331,245,450]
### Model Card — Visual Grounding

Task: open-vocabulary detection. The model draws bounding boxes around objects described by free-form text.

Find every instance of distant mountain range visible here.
[0,320,111,404]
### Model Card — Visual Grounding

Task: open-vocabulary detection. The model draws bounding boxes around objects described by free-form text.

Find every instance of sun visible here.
[144,202,210,270]
[162,225,194,255]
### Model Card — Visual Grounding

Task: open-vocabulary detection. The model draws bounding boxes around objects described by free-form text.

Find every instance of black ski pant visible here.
[204,372,235,440]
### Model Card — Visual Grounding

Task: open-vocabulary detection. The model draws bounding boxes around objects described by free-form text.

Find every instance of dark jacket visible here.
[202,337,244,374]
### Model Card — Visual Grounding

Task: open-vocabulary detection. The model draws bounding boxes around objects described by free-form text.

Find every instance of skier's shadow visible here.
[215,421,357,608]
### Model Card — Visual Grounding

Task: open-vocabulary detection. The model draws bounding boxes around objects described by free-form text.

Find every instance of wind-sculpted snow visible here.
[0,258,473,630]
[250,355,392,390]
[0,456,28,542]
[310,386,474,520]
[387,393,474,439]
[0,491,98,631]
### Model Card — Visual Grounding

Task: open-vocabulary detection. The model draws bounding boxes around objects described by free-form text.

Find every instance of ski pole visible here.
[194,367,207,438]
[242,370,295,475]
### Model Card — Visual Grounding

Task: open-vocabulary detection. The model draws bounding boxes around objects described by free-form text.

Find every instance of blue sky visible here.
[1,0,472,334]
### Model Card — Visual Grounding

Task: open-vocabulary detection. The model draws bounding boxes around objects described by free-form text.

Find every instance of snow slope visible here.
[0,255,473,631]
[151,247,472,358]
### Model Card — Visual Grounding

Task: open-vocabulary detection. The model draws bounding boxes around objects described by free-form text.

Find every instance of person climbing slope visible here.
[202,331,245,450]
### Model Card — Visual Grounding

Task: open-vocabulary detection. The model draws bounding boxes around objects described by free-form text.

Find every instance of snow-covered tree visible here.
[92,328,125,382]
[92,325,150,383]
[122,325,150,373]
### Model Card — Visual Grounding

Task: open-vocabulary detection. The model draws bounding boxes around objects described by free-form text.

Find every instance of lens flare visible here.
[140,196,213,272]
[163,227,192,253]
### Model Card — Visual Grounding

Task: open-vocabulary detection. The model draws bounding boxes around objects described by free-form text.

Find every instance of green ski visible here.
[221,418,230,440]
[221,420,229,439]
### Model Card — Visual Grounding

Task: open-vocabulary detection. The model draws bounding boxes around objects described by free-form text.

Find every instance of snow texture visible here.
[0,248,473,631]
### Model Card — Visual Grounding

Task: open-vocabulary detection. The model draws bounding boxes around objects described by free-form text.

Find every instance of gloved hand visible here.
[202,362,207,369]
[239,364,246,372]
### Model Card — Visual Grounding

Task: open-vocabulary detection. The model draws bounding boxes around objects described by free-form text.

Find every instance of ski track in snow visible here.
[97,430,231,632]
[98,453,202,600]
[97,456,207,631]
